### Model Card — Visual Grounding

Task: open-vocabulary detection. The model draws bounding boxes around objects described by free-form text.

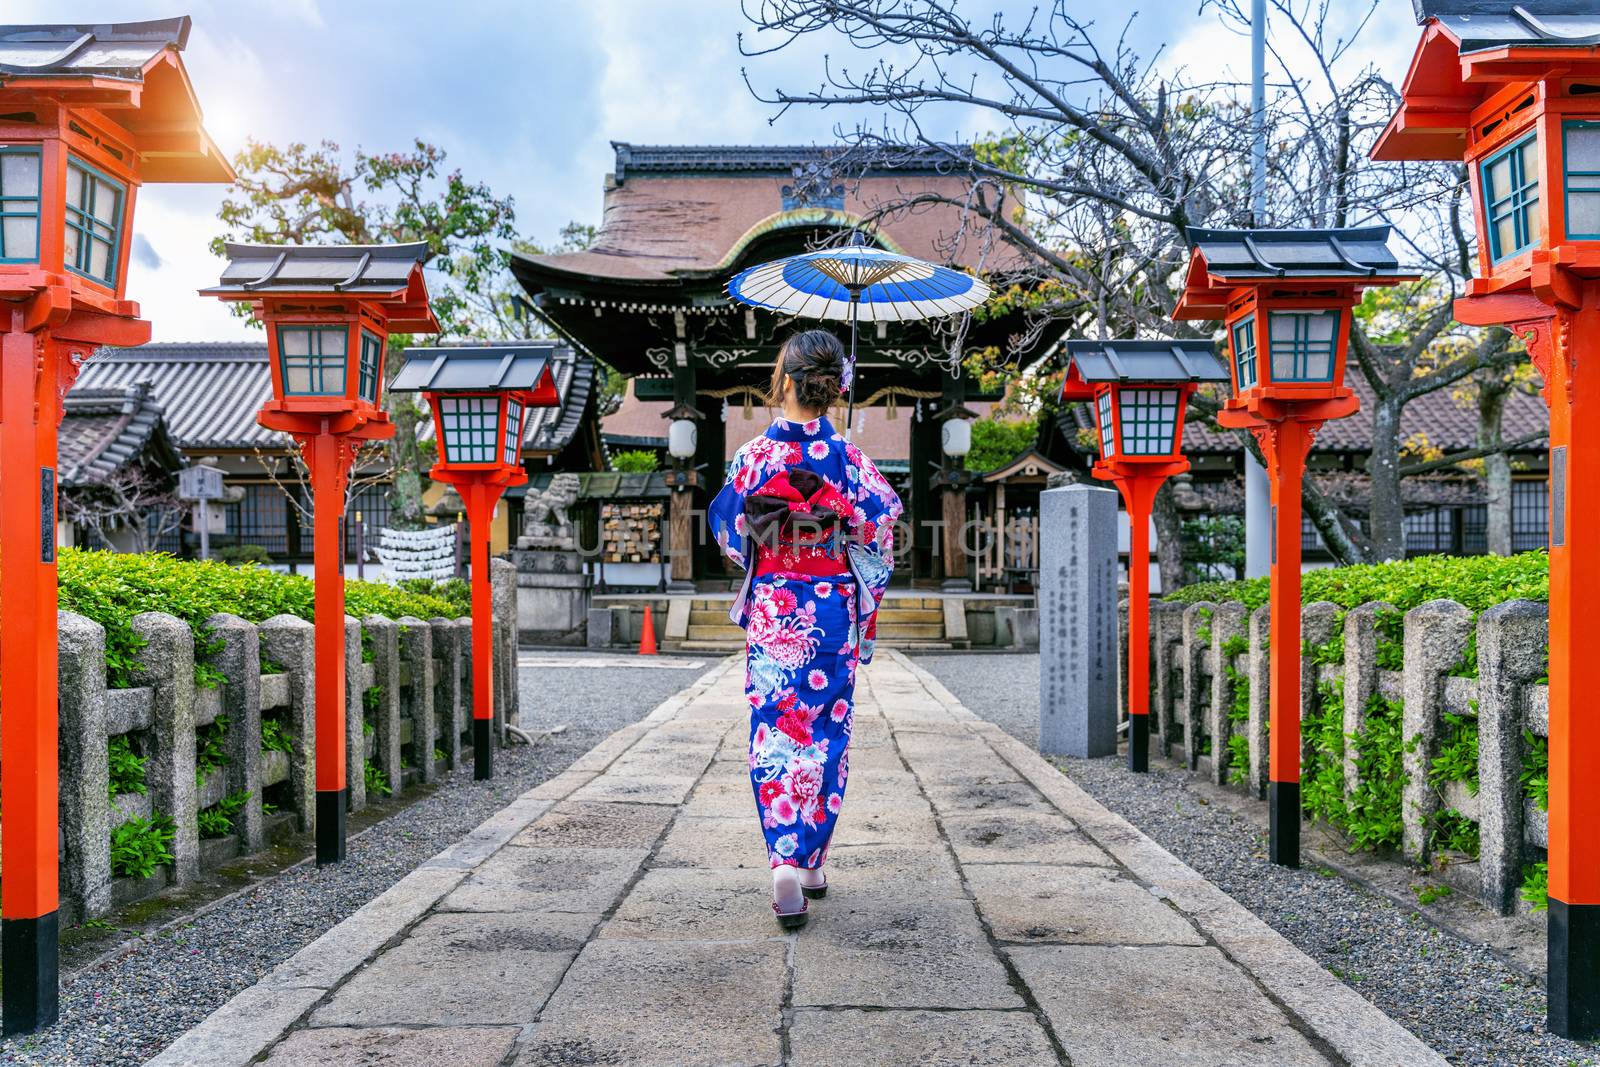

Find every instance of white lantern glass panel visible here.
[503,399,524,466]
[1117,388,1180,456]
[1230,315,1259,390]
[1267,310,1340,382]
[668,418,699,459]
[439,395,500,464]
[1481,134,1541,261]
[0,147,41,262]
[63,157,124,286]
[277,325,350,396]
[941,417,972,458]
[1564,121,1600,239]
[1096,391,1116,458]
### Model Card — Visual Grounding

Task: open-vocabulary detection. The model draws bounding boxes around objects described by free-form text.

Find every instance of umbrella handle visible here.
[845,291,859,442]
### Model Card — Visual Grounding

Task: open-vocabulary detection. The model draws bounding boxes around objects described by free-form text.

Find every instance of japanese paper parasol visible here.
[725,230,992,437]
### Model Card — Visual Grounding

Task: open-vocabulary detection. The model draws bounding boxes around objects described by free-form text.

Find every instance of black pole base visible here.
[315,788,347,867]
[1550,898,1600,1038]
[2,912,59,1036]
[474,718,493,781]
[1268,781,1301,869]
[1128,715,1149,773]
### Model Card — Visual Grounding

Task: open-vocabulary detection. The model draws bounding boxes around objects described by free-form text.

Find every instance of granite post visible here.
[1038,484,1118,757]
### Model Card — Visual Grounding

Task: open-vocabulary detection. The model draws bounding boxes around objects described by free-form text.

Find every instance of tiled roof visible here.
[514,471,670,500]
[57,381,182,488]
[611,143,973,181]
[76,343,281,450]
[203,243,430,298]
[0,17,188,77]
[392,343,556,394]
[1186,227,1404,280]
[77,340,595,458]
[1063,339,1230,385]
[1417,2,1600,52]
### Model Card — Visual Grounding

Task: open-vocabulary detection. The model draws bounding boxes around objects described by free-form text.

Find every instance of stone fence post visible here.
[1341,602,1394,795]
[1247,603,1270,799]
[431,616,465,769]
[259,615,314,830]
[1208,602,1247,786]
[492,557,519,731]
[454,615,474,737]
[58,611,110,922]
[1300,603,1342,778]
[205,613,264,852]
[365,615,403,799]
[344,615,366,812]
[130,612,198,884]
[1117,596,1130,733]
[1151,600,1187,756]
[397,617,436,784]
[1477,600,1549,913]
[1401,600,1474,863]
[1181,603,1215,769]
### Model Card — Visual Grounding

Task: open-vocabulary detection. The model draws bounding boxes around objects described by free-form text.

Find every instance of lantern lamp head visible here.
[1060,339,1229,473]
[1374,2,1600,300]
[0,17,234,328]
[1173,227,1415,421]
[203,243,437,438]
[663,401,704,461]
[391,343,564,486]
[930,401,980,459]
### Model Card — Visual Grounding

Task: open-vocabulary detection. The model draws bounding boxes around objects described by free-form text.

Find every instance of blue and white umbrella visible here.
[726,234,992,435]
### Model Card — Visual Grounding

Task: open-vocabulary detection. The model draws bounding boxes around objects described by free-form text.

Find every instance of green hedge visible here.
[58,549,470,689]
[1165,552,1549,614]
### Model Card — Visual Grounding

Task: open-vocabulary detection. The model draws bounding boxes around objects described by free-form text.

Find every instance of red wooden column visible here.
[463,479,501,780]
[1117,474,1162,772]
[309,431,351,860]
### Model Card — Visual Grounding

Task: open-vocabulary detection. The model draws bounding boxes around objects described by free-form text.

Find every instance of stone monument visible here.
[1039,483,1119,757]
[512,472,591,645]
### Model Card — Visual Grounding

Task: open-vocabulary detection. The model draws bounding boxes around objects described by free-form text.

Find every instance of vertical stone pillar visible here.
[1208,602,1247,786]
[1181,603,1216,770]
[1151,601,1187,755]
[205,613,263,852]
[344,616,366,811]
[1117,596,1130,732]
[1477,599,1549,913]
[492,557,518,731]
[1401,599,1474,862]
[396,617,436,784]
[58,612,111,921]
[1300,602,1342,778]
[1037,484,1118,757]
[1341,602,1394,793]
[259,615,315,831]
[130,612,197,884]
[431,616,465,768]
[1247,603,1271,799]
[364,616,402,798]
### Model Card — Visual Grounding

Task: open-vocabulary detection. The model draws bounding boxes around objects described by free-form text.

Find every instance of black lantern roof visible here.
[203,243,431,297]
[1413,1,1600,52]
[1063,339,1230,385]
[0,17,190,77]
[1185,226,1403,280]
[391,342,559,395]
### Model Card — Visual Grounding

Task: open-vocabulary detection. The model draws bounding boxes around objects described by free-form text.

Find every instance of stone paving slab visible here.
[153,650,1447,1067]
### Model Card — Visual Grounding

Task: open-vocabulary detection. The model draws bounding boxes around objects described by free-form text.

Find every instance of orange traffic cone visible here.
[638,604,659,656]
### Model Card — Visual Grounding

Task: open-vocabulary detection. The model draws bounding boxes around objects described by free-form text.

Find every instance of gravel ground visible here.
[0,652,714,1067]
[915,651,1597,1067]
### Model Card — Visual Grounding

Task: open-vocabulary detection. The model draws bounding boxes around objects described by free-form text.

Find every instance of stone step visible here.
[872,608,943,624]
[687,624,748,642]
[873,623,946,640]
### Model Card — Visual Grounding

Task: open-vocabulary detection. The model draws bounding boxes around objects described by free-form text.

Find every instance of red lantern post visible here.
[1174,227,1413,868]
[392,344,561,779]
[0,17,232,1033]
[1374,0,1600,1035]
[203,244,437,865]
[1059,340,1231,772]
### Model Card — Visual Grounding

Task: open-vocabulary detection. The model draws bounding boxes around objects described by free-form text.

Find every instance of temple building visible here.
[511,142,1066,586]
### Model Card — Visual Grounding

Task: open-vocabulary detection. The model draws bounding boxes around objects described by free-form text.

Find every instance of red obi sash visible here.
[748,470,852,578]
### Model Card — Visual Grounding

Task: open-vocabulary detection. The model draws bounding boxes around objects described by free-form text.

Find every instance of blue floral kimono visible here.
[708,415,902,869]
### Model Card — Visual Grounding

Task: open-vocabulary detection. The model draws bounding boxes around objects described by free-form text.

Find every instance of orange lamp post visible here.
[1374,0,1600,1036]
[1174,227,1413,869]
[392,345,560,780]
[1059,339,1231,773]
[202,244,437,865]
[0,17,232,1033]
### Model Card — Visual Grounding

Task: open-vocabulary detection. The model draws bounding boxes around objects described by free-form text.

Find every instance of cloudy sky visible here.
[15,1,1423,341]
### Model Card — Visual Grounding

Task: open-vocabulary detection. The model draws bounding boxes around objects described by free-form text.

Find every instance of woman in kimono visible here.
[707,329,902,929]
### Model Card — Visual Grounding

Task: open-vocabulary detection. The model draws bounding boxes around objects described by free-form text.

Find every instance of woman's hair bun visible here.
[770,329,845,410]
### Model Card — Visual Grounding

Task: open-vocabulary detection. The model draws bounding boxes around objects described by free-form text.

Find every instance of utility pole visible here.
[1243,0,1272,580]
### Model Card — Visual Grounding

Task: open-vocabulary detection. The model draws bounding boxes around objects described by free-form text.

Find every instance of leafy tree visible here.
[963,416,1038,473]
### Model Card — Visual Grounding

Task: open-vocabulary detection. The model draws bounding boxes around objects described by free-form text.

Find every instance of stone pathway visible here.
[148,653,1446,1067]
